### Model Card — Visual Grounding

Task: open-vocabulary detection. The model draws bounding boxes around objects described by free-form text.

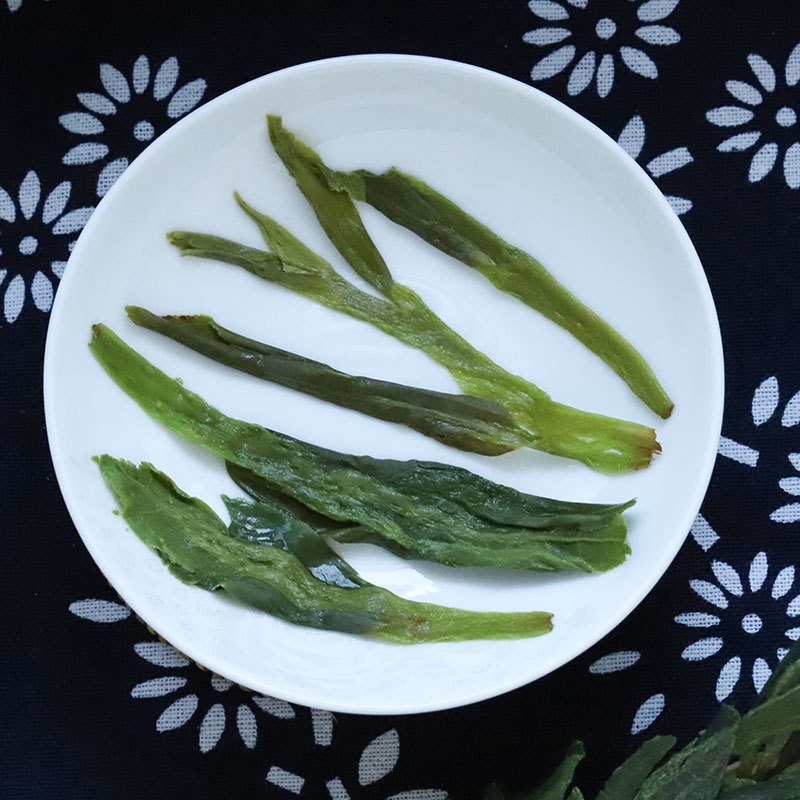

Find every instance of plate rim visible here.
[43,52,725,714]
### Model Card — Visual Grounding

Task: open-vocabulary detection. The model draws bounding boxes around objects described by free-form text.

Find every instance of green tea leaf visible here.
[267,114,394,294]
[126,306,521,456]
[90,324,633,573]
[223,494,363,588]
[169,212,660,472]
[322,160,673,419]
[736,685,800,779]
[632,711,738,800]
[594,735,675,800]
[94,456,553,643]
[523,741,584,800]
[718,774,800,799]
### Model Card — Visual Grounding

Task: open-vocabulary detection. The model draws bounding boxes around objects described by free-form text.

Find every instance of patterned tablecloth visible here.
[3,1,800,797]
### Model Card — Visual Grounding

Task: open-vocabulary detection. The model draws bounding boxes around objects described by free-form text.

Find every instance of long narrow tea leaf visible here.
[168,221,660,473]
[126,305,521,456]
[524,741,584,800]
[267,113,394,294]
[225,433,633,536]
[94,456,553,643]
[227,461,627,575]
[719,775,800,799]
[736,685,800,779]
[302,126,673,419]
[90,324,634,573]
[633,711,738,800]
[594,735,675,800]
[263,118,668,460]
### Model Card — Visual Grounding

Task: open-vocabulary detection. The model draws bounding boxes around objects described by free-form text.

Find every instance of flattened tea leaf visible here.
[90,325,633,573]
[169,208,660,473]
[223,494,363,588]
[127,306,520,456]
[319,154,673,419]
[267,113,394,294]
[524,741,584,800]
[736,685,800,779]
[718,775,800,799]
[594,735,675,800]
[95,456,553,643]
[633,711,738,800]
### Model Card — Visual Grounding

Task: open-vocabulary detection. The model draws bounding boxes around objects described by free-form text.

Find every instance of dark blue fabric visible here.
[3,1,799,797]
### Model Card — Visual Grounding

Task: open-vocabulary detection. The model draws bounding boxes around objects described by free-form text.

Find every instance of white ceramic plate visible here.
[44,54,723,715]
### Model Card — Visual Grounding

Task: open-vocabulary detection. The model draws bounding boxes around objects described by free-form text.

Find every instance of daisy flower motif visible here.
[706,43,800,188]
[523,0,681,98]
[131,639,297,753]
[676,551,799,702]
[68,598,302,754]
[59,55,207,197]
[0,170,93,324]
[617,115,693,215]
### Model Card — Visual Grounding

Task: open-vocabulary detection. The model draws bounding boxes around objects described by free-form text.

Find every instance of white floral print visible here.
[68,596,444,797]
[59,55,206,197]
[266,727,447,799]
[718,375,793,469]
[773,452,800,524]
[718,375,800,521]
[676,551,798,701]
[69,598,300,753]
[0,170,92,323]
[707,43,800,188]
[68,598,132,623]
[616,115,693,214]
[523,0,681,97]
[690,513,720,552]
[131,639,296,753]
[588,649,666,734]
